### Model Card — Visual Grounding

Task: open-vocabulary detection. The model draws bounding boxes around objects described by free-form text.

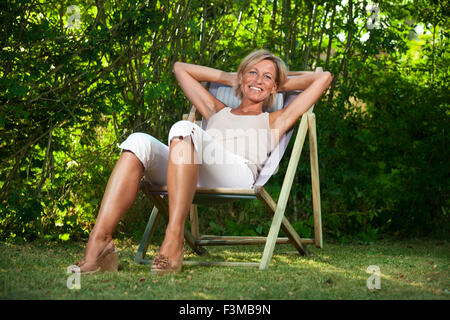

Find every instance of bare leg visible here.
[158,136,198,261]
[83,151,144,263]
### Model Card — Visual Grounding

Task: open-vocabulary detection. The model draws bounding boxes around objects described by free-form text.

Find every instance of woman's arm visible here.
[173,62,235,120]
[272,71,332,139]
[174,62,235,86]
[278,72,328,92]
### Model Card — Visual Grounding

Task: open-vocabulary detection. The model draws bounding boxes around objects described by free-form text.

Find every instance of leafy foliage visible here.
[1,0,448,242]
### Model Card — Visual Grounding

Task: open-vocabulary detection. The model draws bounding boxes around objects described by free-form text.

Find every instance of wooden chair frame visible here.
[134,69,323,270]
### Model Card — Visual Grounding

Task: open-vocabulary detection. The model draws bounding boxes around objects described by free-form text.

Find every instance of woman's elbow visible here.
[321,71,333,86]
[322,71,332,80]
[173,61,183,74]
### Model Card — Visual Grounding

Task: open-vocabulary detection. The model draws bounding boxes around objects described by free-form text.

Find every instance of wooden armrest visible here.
[141,182,256,195]
[187,105,197,122]
[182,105,198,123]
[182,108,202,128]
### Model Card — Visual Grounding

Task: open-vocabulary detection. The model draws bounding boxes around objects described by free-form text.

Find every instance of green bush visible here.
[1,0,448,243]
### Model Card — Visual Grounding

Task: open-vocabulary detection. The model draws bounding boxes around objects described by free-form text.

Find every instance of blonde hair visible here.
[234,49,288,110]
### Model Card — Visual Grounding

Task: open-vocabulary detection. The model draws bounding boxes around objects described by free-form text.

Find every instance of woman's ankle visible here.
[159,238,184,259]
[89,231,113,244]
[85,234,113,260]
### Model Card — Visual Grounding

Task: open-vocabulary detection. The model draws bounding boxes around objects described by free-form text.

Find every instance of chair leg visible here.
[308,113,323,249]
[256,187,310,264]
[259,205,286,270]
[259,114,313,270]
[134,205,160,264]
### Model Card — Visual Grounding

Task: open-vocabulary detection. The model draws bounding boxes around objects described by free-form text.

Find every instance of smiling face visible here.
[238,59,278,105]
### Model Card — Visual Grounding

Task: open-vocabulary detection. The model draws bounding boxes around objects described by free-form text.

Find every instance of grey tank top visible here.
[205,107,276,180]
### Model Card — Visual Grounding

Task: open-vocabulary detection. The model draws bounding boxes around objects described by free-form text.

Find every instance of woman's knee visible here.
[168,120,196,144]
[118,132,154,169]
[168,121,204,165]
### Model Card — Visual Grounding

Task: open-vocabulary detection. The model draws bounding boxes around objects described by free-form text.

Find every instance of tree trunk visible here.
[327,0,354,107]
[303,0,319,70]
[325,5,336,70]
[317,3,331,67]
[271,0,278,31]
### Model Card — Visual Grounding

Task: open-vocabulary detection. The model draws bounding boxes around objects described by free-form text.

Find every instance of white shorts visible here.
[118,120,255,189]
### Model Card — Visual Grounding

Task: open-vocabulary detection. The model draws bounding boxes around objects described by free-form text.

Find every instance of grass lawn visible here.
[0,238,449,300]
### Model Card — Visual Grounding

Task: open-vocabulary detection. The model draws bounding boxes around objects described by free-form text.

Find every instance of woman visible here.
[70,49,332,275]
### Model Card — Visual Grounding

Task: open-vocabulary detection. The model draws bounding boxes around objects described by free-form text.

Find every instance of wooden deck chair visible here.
[134,68,323,270]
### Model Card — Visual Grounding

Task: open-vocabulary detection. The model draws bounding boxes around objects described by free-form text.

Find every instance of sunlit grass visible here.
[0,238,449,300]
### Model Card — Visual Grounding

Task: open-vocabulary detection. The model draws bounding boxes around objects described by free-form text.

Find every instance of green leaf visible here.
[59,233,70,241]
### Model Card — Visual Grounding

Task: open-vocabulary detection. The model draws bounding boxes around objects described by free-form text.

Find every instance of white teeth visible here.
[250,86,262,91]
